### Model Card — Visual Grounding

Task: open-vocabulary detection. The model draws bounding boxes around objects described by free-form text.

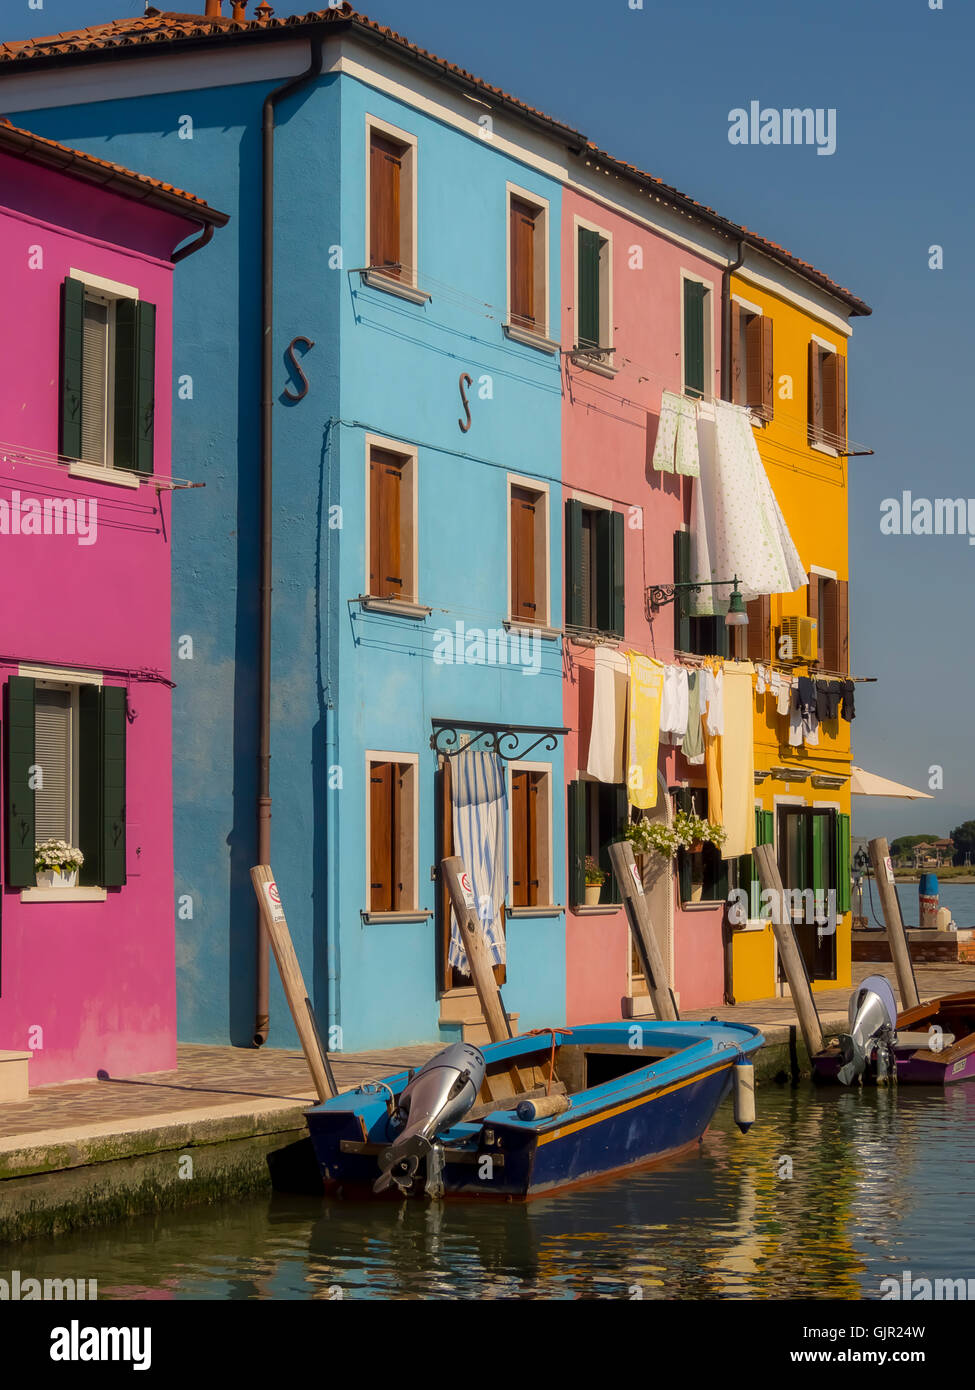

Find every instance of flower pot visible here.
[584,882,603,906]
[36,868,79,889]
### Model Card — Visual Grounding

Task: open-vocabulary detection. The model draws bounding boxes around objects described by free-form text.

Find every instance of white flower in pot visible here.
[34,839,84,889]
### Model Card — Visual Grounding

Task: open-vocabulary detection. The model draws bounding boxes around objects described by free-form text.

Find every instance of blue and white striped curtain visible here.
[449,750,507,971]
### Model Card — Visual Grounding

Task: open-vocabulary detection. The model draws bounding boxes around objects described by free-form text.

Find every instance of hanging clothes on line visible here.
[660,664,689,746]
[682,669,705,764]
[449,750,507,973]
[651,390,700,477]
[626,653,665,809]
[719,662,757,860]
[587,646,629,784]
[702,660,724,825]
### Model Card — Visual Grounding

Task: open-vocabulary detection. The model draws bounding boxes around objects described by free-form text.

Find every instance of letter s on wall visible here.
[458,372,473,433]
[283,336,315,402]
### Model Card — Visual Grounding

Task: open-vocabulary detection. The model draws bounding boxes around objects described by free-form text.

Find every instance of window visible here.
[730,594,771,662]
[566,500,624,637]
[736,807,774,921]
[60,276,156,474]
[367,121,416,286]
[568,779,627,906]
[730,300,773,420]
[807,571,849,673]
[807,340,846,450]
[509,765,552,907]
[776,804,850,981]
[367,439,417,603]
[672,530,726,657]
[674,787,728,905]
[507,190,548,338]
[508,479,549,626]
[682,275,712,399]
[367,756,417,912]
[575,221,612,358]
[4,674,127,889]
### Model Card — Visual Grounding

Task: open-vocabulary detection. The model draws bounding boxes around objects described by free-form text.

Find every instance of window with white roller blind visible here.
[33,686,76,843]
[81,296,114,467]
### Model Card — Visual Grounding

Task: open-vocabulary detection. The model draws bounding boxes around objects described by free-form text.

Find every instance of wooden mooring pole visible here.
[753,843,825,1059]
[250,864,336,1101]
[608,840,678,1022]
[867,836,921,1011]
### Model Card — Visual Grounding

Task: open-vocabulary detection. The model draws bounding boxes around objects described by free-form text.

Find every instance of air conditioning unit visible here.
[780,615,818,663]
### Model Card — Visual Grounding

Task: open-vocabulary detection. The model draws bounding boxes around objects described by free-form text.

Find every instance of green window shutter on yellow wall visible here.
[836,812,851,913]
[114,299,156,474]
[577,227,601,349]
[60,277,85,460]
[5,676,36,888]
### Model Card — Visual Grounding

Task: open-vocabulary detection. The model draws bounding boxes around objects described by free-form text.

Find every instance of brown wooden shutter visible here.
[835,580,849,674]
[746,594,771,662]
[393,764,407,909]
[510,485,537,621]
[527,774,539,906]
[369,448,404,598]
[808,342,822,444]
[370,762,393,911]
[821,350,839,450]
[370,133,402,278]
[821,579,838,671]
[730,299,742,405]
[509,198,536,330]
[760,315,774,420]
[834,353,847,451]
[512,769,528,907]
[745,314,763,411]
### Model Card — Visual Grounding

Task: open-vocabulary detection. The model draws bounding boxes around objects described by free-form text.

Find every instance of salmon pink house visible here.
[0,121,226,1088]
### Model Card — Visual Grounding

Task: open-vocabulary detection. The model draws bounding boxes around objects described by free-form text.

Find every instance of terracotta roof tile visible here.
[0,116,228,223]
[0,4,867,312]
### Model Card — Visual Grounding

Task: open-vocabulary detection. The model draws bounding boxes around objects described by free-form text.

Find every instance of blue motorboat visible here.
[306,1019,764,1199]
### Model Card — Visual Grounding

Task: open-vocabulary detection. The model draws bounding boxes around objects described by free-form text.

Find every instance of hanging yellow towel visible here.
[720,661,757,860]
[704,659,723,827]
[626,653,665,808]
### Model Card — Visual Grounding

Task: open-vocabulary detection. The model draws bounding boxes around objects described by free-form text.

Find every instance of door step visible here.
[439,1013,519,1046]
[0,1051,30,1103]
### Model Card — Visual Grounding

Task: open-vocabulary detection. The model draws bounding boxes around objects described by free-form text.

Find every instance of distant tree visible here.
[890,833,943,860]
[950,822,975,866]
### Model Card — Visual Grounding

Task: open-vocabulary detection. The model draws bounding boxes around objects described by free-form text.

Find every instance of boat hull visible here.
[306,1021,762,1199]
[813,988,975,1086]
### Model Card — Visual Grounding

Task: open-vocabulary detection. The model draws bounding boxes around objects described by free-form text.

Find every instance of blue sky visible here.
[5,0,971,840]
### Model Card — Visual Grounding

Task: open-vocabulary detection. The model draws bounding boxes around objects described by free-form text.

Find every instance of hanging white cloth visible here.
[449,750,507,971]
[660,664,689,743]
[689,398,806,615]
[652,390,700,477]
[587,646,629,783]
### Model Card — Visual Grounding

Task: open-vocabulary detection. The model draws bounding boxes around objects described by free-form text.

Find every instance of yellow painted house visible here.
[725,261,867,1002]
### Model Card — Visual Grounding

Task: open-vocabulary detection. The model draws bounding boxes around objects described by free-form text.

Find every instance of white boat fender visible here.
[733,1058,756,1133]
[516,1093,571,1122]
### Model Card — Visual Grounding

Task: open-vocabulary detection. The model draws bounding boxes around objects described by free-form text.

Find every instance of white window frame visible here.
[572,214,614,369]
[67,269,142,488]
[362,750,422,920]
[505,182,552,345]
[505,473,551,629]
[506,759,555,913]
[362,433,420,611]
[364,114,419,290]
[679,268,716,401]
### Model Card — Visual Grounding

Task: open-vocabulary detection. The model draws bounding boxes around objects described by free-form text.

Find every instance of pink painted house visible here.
[0,121,226,1087]
[561,178,731,1022]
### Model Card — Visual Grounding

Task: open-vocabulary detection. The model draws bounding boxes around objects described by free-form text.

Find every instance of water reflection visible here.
[4,1085,974,1299]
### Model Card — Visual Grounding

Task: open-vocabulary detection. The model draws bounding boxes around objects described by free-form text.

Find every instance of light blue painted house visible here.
[2,5,570,1053]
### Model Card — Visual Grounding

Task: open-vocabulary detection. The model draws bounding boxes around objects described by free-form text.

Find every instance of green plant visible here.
[584,855,606,886]
[623,812,726,859]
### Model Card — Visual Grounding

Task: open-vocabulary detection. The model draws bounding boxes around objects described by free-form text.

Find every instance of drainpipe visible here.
[253,30,325,1047]
[720,238,746,402]
[720,239,745,1008]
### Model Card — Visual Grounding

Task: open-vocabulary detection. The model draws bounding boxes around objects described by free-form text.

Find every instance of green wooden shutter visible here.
[811,813,827,923]
[673,531,690,652]
[5,676,36,887]
[114,299,156,474]
[567,779,586,907]
[600,783,628,905]
[577,227,601,349]
[611,509,625,638]
[836,811,851,913]
[78,685,127,887]
[683,279,706,398]
[60,277,85,460]
[675,787,692,906]
[740,809,775,918]
[594,509,624,635]
[565,499,585,628]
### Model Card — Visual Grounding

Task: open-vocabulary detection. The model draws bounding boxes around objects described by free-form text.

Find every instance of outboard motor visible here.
[836,974,898,1085]
[374,1042,485,1196]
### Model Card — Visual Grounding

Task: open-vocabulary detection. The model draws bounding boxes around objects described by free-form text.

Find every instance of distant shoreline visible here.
[893,875,975,884]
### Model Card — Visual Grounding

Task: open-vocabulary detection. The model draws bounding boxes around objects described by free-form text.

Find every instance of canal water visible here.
[9,1083,975,1300]
[893,882,975,929]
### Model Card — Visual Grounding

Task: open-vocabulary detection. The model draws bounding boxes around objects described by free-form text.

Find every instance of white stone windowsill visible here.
[359,270,431,305]
[570,349,618,379]
[572,904,621,916]
[357,596,432,620]
[360,910,432,925]
[809,439,840,458]
[502,323,560,355]
[503,619,560,641]
[21,887,108,903]
[506,904,564,918]
[68,460,141,489]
